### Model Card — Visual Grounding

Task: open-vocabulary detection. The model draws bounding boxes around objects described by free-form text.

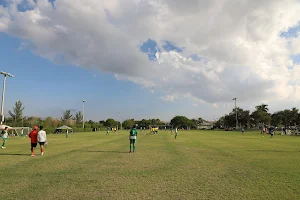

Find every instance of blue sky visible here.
[1,0,300,122]
[0,33,206,121]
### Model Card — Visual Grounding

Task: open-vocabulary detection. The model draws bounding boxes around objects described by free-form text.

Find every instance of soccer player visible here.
[269,126,275,138]
[37,126,47,155]
[242,127,245,134]
[129,125,138,153]
[106,127,109,136]
[1,127,8,148]
[29,126,38,156]
[20,128,24,139]
[174,127,178,139]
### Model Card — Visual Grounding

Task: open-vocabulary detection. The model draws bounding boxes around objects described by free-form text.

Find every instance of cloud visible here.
[1,0,300,109]
[160,95,176,102]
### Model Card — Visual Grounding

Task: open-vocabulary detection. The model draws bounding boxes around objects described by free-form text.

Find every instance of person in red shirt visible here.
[29,126,38,157]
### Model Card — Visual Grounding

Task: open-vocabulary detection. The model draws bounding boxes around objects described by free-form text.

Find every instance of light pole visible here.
[117,112,123,130]
[0,71,14,124]
[232,98,238,129]
[82,100,86,129]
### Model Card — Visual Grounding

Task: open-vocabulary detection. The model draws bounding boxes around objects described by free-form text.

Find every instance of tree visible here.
[61,110,73,120]
[251,104,271,128]
[75,111,83,123]
[170,116,193,129]
[255,104,269,113]
[138,119,150,128]
[8,100,25,126]
[122,119,135,129]
[104,118,118,127]
[43,117,53,128]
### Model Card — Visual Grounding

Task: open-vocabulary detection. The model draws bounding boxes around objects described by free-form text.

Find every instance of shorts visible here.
[31,143,37,148]
[39,142,45,145]
[130,139,136,144]
[3,138,7,141]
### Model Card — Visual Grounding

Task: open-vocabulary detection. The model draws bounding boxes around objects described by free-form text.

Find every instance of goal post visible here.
[12,127,31,136]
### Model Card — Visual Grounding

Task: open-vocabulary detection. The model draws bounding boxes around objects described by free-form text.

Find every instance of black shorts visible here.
[39,142,45,145]
[31,143,37,148]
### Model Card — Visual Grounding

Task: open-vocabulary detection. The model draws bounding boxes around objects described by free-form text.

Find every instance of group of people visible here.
[1,125,47,156]
[29,126,47,156]
[128,125,179,153]
[261,126,276,137]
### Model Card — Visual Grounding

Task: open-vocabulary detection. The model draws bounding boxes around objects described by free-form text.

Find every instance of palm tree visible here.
[61,110,73,121]
[75,111,83,123]
[255,104,269,112]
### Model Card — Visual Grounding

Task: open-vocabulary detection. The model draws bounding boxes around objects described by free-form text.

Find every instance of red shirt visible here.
[29,130,38,143]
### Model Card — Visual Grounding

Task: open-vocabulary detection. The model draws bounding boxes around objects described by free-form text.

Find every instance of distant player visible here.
[242,127,245,134]
[129,125,138,153]
[174,127,178,139]
[20,128,25,139]
[37,126,47,155]
[29,126,38,156]
[269,126,275,138]
[106,127,109,136]
[1,127,8,149]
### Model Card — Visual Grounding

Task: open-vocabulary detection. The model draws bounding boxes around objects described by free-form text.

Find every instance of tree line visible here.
[6,101,296,132]
[215,104,300,128]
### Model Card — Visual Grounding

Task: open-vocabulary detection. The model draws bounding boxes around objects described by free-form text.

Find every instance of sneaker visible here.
[31,154,36,157]
[1,146,6,149]
[41,152,44,156]
[129,151,132,153]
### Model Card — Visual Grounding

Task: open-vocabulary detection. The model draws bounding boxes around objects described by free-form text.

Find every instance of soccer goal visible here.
[12,127,31,136]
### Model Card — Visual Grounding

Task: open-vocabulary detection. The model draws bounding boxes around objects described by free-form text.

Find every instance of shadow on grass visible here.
[86,150,129,154]
[0,153,30,156]
[246,149,300,152]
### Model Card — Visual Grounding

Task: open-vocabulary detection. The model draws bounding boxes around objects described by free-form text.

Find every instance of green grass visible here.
[0,130,300,200]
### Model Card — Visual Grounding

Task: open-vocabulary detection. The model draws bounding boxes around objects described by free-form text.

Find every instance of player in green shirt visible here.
[1,127,8,149]
[20,128,25,139]
[129,125,138,153]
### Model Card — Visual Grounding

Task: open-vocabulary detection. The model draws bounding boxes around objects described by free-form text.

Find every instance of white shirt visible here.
[37,130,47,142]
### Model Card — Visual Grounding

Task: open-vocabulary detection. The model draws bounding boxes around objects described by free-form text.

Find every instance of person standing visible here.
[29,126,38,156]
[129,125,138,153]
[174,127,178,139]
[37,126,47,155]
[20,128,25,139]
[66,128,69,138]
[1,127,8,149]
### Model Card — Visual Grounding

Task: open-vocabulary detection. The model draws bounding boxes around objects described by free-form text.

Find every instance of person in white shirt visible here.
[37,126,47,155]
[174,127,178,139]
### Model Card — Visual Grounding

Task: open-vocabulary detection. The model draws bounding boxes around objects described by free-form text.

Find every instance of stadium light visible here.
[82,100,86,129]
[232,98,238,129]
[117,112,123,130]
[0,71,14,124]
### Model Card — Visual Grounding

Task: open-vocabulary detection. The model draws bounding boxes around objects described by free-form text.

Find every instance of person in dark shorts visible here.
[29,126,38,157]
[129,125,138,153]
[38,126,47,155]
[269,126,275,138]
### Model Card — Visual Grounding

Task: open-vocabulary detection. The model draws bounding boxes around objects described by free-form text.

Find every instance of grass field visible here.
[0,130,300,200]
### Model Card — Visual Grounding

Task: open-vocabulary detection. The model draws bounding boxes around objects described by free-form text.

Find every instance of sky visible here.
[1,0,300,122]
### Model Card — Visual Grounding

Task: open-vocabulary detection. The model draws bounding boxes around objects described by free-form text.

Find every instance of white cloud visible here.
[1,0,300,112]
[160,95,176,102]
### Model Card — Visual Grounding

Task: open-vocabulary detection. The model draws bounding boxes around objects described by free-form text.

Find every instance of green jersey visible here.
[130,128,138,139]
[1,130,8,139]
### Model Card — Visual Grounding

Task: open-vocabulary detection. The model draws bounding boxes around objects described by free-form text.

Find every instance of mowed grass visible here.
[0,130,300,200]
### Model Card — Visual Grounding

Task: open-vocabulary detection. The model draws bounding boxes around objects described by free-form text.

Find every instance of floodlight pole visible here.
[0,71,14,124]
[233,97,238,129]
[82,100,86,129]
